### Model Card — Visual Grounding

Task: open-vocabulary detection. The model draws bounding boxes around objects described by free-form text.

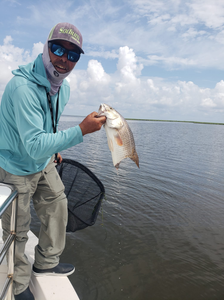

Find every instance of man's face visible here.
[49,40,79,74]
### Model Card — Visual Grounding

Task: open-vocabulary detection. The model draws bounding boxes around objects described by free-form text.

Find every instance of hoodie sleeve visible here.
[12,83,83,160]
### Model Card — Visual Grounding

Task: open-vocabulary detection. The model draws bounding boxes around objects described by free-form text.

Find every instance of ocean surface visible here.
[31,116,224,300]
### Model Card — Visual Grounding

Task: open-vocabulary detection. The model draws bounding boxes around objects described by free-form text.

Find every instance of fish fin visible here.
[107,137,114,152]
[114,132,123,146]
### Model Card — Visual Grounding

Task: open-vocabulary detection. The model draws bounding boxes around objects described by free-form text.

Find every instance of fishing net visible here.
[56,159,105,232]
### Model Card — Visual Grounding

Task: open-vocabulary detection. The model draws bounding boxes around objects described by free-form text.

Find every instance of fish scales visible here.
[98,103,139,169]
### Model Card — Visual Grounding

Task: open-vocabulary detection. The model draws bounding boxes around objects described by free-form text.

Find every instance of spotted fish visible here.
[98,103,139,169]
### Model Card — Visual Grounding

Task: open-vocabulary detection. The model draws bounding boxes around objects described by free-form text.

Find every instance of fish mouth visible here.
[98,104,106,115]
[98,104,104,111]
[97,111,104,117]
[97,110,115,120]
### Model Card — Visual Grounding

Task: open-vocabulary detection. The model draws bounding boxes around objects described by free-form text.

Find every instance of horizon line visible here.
[61,115,224,126]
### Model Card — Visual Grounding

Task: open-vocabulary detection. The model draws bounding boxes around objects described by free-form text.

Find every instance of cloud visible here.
[123,0,224,69]
[31,42,44,60]
[87,60,110,83]
[3,0,224,71]
[188,0,224,29]
[0,36,43,96]
[64,45,224,121]
[142,55,196,68]
[0,36,26,93]
[117,46,143,80]
[201,98,216,108]
[86,49,118,59]
[131,0,224,29]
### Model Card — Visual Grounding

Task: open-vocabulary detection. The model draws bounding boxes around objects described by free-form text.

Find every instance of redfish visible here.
[98,104,139,169]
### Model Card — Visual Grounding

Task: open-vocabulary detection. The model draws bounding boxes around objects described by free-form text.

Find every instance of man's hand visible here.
[79,112,106,136]
[54,153,63,163]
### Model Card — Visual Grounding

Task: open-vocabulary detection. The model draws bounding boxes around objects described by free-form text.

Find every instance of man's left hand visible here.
[54,153,63,163]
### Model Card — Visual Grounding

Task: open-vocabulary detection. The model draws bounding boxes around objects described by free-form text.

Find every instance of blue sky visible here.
[1,0,224,122]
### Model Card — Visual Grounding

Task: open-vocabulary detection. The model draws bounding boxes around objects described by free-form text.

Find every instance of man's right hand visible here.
[79,112,106,136]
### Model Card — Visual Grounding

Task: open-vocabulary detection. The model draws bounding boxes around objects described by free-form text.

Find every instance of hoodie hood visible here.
[12,54,51,93]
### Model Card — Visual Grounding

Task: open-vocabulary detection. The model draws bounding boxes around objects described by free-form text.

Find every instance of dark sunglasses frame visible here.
[48,41,80,62]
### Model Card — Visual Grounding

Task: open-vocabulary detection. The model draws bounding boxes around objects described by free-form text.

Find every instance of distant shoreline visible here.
[61,115,224,126]
[125,119,224,125]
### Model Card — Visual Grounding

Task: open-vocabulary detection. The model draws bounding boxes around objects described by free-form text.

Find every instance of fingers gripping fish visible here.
[98,104,139,169]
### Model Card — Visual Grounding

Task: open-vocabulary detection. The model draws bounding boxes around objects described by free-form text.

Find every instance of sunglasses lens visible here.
[68,52,80,62]
[50,43,80,62]
[51,44,65,57]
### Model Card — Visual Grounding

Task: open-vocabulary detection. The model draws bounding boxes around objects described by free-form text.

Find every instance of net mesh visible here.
[56,159,105,232]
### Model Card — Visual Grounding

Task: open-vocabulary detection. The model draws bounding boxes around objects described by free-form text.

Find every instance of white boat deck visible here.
[0,183,80,300]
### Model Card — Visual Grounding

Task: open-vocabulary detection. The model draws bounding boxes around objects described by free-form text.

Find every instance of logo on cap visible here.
[59,27,81,45]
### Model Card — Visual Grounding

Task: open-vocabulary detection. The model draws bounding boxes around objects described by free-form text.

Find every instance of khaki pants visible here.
[0,157,67,295]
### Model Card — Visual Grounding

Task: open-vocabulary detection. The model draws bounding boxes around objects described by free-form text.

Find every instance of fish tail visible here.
[131,151,139,168]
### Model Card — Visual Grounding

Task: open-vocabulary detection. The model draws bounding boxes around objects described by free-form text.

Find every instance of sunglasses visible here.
[49,42,80,62]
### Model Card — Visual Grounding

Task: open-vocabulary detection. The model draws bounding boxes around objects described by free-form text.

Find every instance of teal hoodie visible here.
[0,54,83,175]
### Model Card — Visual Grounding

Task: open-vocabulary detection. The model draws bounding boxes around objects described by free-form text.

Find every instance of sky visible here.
[1,0,224,122]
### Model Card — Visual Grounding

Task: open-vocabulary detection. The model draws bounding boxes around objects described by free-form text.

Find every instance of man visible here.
[0,22,106,300]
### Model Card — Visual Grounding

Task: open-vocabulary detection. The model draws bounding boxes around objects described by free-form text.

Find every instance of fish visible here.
[98,103,139,169]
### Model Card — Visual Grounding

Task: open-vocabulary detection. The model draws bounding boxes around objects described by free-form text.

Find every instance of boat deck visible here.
[0,184,80,300]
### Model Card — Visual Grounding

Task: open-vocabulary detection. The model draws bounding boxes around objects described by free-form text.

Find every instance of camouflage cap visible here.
[48,22,84,54]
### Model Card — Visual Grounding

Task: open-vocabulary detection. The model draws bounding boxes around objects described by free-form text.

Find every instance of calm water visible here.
[31,117,224,300]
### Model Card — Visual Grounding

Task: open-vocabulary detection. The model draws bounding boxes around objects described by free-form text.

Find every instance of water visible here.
[30,117,224,300]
